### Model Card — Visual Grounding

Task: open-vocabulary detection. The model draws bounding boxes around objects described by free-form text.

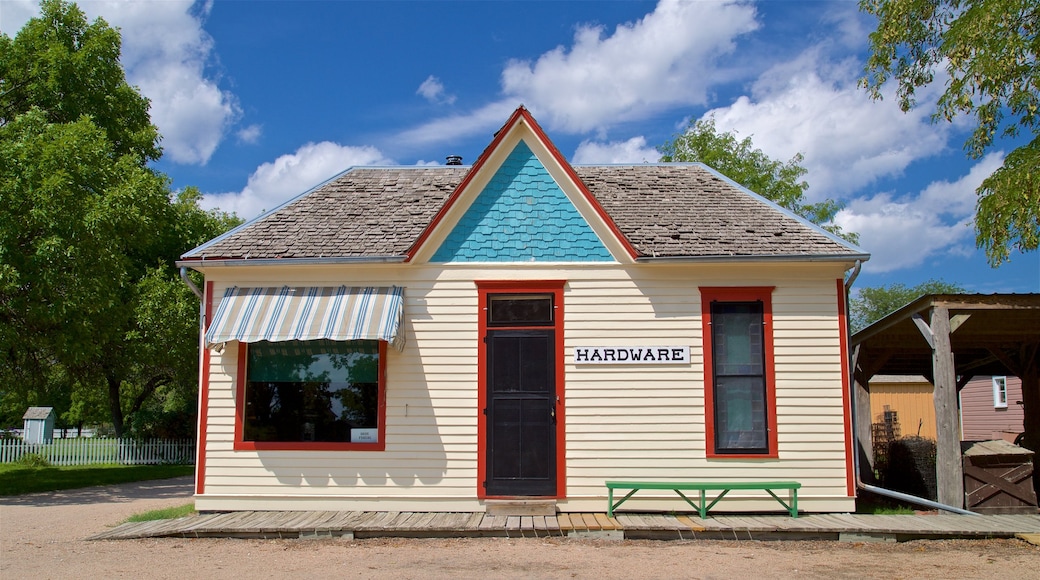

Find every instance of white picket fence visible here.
[0,438,195,466]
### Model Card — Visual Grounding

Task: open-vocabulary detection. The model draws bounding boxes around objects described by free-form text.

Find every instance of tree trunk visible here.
[128,375,164,417]
[107,375,124,438]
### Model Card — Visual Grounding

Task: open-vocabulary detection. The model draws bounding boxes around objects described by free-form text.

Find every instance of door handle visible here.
[550,404,556,424]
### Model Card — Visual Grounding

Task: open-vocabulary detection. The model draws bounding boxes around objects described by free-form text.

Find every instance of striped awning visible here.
[206,285,405,351]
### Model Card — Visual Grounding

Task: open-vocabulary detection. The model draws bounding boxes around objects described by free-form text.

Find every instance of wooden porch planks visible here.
[594,513,620,530]
[580,513,600,530]
[87,510,1040,541]
[555,513,574,531]
[169,512,238,536]
[478,514,505,531]
[544,514,562,534]
[674,514,706,532]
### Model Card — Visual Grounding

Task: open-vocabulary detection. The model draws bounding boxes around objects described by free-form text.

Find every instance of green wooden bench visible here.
[606,480,801,519]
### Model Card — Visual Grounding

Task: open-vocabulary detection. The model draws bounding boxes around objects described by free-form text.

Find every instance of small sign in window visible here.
[351,428,378,443]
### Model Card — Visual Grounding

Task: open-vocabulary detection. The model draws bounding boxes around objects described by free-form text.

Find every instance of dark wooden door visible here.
[485,329,556,496]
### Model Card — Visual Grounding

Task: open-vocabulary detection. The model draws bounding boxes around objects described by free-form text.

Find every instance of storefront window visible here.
[242,339,382,446]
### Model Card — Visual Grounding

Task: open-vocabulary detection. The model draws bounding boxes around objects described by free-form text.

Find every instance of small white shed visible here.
[22,407,55,444]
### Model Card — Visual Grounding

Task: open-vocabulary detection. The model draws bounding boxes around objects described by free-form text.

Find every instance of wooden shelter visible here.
[850,294,1040,507]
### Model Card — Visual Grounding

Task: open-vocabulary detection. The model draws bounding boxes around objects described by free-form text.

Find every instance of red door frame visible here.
[476,280,566,499]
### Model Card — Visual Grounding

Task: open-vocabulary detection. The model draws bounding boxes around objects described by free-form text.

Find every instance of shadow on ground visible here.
[0,475,193,507]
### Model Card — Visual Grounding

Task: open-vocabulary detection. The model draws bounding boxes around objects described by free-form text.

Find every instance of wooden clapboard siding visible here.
[868,377,937,440]
[196,263,854,511]
[961,376,1025,441]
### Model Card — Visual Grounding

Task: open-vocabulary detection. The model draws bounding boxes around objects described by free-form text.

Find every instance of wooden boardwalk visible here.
[89,511,1040,542]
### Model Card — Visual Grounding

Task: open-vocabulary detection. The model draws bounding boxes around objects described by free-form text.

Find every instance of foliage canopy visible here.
[860,0,1039,265]
[849,278,966,332]
[0,1,239,437]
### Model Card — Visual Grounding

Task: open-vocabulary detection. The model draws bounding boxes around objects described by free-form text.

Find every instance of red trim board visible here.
[836,278,857,497]
[196,281,214,494]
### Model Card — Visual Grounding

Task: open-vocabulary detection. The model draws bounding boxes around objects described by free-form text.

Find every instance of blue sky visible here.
[2,0,1037,293]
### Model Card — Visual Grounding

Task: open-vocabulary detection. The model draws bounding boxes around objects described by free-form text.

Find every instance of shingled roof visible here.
[182,163,865,262]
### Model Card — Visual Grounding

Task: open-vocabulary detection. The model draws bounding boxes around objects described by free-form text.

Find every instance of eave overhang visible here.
[635,253,871,263]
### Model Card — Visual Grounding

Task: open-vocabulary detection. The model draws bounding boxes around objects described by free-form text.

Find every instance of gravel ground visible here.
[2,477,1038,579]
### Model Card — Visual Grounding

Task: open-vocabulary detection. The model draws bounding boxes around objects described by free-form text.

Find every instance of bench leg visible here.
[608,488,640,517]
[764,488,798,518]
[702,489,732,519]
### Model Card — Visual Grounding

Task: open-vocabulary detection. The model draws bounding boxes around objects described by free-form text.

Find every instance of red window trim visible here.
[476,280,566,499]
[699,286,778,459]
[233,340,388,452]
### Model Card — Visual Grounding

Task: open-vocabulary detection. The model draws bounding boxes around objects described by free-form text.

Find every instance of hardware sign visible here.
[573,346,690,364]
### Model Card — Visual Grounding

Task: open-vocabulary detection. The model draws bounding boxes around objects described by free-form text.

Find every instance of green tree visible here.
[0,0,159,161]
[859,0,1039,265]
[659,117,857,243]
[849,278,966,332]
[0,1,239,436]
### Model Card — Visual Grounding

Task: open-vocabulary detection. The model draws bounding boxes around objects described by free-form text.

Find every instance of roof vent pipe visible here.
[446,155,463,166]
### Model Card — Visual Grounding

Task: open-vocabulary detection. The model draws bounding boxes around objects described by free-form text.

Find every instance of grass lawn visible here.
[123,502,196,523]
[855,490,916,514]
[0,463,193,496]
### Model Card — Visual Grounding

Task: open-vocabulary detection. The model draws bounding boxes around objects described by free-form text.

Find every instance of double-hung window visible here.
[700,287,778,458]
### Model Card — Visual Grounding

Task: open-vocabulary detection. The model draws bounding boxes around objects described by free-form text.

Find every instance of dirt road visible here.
[1,478,1037,579]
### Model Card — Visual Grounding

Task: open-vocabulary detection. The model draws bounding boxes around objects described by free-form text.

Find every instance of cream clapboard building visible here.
[179,107,869,513]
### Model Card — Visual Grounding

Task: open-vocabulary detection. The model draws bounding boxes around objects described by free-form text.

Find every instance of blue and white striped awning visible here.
[206,285,405,351]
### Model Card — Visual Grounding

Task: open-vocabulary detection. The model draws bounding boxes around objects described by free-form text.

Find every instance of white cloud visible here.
[201,142,395,220]
[572,136,662,164]
[397,101,520,146]
[6,0,240,165]
[502,0,759,133]
[82,0,239,165]
[237,124,262,144]
[417,75,456,105]
[399,0,759,147]
[704,46,950,201]
[834,153,1003,273]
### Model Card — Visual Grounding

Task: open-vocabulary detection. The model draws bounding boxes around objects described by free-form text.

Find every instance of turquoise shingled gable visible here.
[430,141,614,262]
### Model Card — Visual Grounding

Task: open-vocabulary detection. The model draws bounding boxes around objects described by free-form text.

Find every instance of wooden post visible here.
[854,376,875,483]
[930,307,964,507]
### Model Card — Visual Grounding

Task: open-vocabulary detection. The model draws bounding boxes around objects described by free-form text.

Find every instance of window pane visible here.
[489,295,553,325]
[244,340,379,443]
[711,301,768,453]
[712,303,763,376]
[714,376,768,452]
